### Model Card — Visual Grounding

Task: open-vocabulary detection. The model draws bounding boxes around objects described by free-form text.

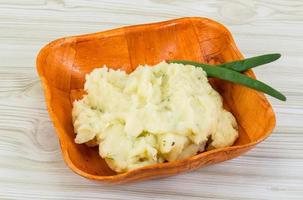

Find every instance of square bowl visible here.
[36,17,275,183]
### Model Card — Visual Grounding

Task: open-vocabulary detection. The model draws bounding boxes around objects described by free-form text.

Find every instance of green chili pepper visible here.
[168,59,286,101]
[219,53,281,72]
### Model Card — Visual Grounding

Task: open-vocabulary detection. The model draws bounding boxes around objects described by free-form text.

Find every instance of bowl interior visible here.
[37,17,275,180]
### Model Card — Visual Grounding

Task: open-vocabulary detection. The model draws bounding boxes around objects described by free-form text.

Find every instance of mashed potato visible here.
[72,61,238,172]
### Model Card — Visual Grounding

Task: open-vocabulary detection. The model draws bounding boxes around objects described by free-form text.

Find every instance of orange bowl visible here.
[36,17,276,183]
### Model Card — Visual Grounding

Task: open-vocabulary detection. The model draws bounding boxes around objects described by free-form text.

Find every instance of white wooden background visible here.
[0,0,302,199]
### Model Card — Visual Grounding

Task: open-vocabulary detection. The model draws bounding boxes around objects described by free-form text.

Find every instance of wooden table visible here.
[0,0,302,199]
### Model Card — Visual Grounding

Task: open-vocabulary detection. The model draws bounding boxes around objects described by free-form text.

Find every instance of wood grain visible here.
[0,0,303,198]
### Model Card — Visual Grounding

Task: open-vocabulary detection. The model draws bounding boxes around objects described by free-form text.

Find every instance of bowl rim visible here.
[36,17,276,182]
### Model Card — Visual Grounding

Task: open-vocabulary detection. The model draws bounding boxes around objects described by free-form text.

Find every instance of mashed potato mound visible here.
[72,61,238,172]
